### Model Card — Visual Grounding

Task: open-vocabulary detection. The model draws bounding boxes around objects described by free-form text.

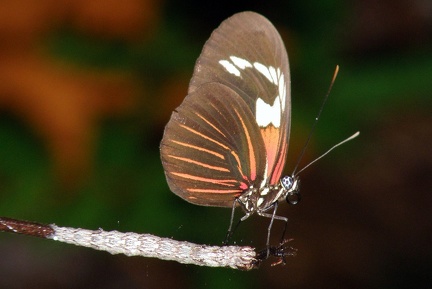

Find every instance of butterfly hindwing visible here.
[161,82,267,207]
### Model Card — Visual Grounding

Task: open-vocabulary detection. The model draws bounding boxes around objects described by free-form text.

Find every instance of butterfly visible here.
[160,11,300,247]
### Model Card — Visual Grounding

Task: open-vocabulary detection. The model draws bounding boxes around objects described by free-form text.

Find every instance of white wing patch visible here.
[278,74,286,111]
[253,62,286,128]
[219,60,241,76]
[218,56,286,128]
[230,56,252,69]
[253,62,273,83]
[256,97,281,127]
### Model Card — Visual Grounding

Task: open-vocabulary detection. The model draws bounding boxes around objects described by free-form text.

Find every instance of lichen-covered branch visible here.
[0,217,257,270]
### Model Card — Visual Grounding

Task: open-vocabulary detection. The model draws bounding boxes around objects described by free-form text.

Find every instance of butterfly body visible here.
[237,175,300,218]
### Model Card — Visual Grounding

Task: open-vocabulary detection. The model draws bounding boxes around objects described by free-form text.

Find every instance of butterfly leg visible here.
[254,238,297,267]
[258,202,288,257]
[223,198,251,245]
[279,216,289,244]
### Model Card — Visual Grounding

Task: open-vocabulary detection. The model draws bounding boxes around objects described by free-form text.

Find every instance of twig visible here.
[0,217,296,270]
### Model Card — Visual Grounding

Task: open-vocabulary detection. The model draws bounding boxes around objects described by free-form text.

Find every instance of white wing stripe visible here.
[279,76,286,110]
[269,66,278,85]
[219,60,241,76]
[253,62,273,83]
[230,56,252,69]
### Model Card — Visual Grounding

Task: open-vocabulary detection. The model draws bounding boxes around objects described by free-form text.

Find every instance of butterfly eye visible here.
[286,191,301,205]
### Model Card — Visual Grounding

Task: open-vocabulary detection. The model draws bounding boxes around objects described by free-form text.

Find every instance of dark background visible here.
[0,0,431,288]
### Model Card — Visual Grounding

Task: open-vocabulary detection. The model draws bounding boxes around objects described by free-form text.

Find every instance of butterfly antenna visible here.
[292,65,340,176]
[295,131,359,175]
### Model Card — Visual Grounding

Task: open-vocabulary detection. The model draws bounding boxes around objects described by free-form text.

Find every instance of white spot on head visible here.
[219,60,241,76]
[230,56,252,69]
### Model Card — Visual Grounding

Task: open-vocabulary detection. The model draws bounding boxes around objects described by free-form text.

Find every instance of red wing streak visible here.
[178,124,230,150]
[270,132,288,184]
[259,125,282,182]
[171,172,237,186]
[230,150,249,187]
[188,189,243,193]
[171,140,225,160]
[167,155,230,172]
[233,108,257,181]
[196,112,227,138]
[171,173,243,194]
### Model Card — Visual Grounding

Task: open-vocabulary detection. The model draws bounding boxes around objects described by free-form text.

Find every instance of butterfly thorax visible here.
[237,175,300,215]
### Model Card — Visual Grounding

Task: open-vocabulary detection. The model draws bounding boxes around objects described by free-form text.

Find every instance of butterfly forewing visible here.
[189,11,291,184]
[161,82,267,207]
[161,11,292,208]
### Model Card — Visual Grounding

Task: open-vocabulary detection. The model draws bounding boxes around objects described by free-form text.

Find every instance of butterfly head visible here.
[280,175,301,205]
